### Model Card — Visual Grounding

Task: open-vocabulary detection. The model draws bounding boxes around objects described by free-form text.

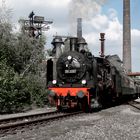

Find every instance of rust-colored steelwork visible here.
[127,72,140,76]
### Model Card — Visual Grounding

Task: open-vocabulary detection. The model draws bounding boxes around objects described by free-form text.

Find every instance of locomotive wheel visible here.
[77,97,89,112]
[57,105,62,112]
[83,97,90,112]
[89,88,103,111]
[77,101,82,110]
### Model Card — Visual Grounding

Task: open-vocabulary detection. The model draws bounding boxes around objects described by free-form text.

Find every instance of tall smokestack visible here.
[77,18,82,38]
[123,0,131,72]
[99,33,105,57]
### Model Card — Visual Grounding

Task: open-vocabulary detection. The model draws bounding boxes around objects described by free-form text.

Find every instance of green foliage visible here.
[0,6,48,113]
[0,60,31,113]
[24,75,48,107]
[0,60,48,113]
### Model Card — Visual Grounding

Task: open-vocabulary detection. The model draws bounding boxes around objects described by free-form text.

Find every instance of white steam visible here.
[68,0,107,35]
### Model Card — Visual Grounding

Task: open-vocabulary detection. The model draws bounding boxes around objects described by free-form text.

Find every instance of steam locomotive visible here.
[46,23,139,112]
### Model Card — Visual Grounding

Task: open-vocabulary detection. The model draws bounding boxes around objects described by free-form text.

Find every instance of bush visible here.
[0,61,31,113]
[0,63,48,113]
[24,75,48,108]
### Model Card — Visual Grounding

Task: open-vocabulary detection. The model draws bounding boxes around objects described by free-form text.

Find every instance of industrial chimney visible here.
[77,18,82,38]
[123,0,131,72]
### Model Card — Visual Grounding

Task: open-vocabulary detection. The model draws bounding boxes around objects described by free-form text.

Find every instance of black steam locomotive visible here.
[46,27,139,112]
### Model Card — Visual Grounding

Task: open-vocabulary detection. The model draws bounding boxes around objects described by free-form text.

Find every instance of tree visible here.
[0,3,48,113]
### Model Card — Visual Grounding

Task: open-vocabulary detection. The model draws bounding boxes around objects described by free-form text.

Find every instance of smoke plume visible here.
[68,0,107,35]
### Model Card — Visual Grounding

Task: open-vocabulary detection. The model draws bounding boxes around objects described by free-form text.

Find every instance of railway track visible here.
[0,110,83,135]
[128,100,140,111]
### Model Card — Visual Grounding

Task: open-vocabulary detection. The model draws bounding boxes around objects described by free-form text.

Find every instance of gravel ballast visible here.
[0,105,140,140]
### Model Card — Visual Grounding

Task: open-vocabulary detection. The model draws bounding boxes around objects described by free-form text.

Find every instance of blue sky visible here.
[1,0,140,72]
[103,0,123,22]
[103,0,140,29]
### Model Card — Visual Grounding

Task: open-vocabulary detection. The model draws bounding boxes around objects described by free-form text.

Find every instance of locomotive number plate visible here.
[65,69,76,73]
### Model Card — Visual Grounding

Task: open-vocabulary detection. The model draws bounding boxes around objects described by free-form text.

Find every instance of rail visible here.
[0,110,83,135]
[128,100,140,111]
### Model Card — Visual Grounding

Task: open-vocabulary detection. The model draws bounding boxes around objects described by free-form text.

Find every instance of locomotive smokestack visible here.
[123,0,131,72]
[99,33,105,57]
[77,18,82,38]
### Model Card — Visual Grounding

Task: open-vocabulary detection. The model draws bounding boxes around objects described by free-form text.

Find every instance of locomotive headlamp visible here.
[67,55,72,60]
[52,80,57,84]
[82,80,86,85]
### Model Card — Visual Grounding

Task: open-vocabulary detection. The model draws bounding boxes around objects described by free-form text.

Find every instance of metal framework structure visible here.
[22,11,53,38]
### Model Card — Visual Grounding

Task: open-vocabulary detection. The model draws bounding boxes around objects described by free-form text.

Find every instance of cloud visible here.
[90,15,108,31]
[30,0,71,7]
[83,9,122,57]
[3,0,140,71]
[68,0,106,35]
[107,8,118,20]
[6,0,70,26]
[7,0,71,8]
[83,8,140,72]
[105,17,122,46]
[131,29,140,71]
[69,0,102,20]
